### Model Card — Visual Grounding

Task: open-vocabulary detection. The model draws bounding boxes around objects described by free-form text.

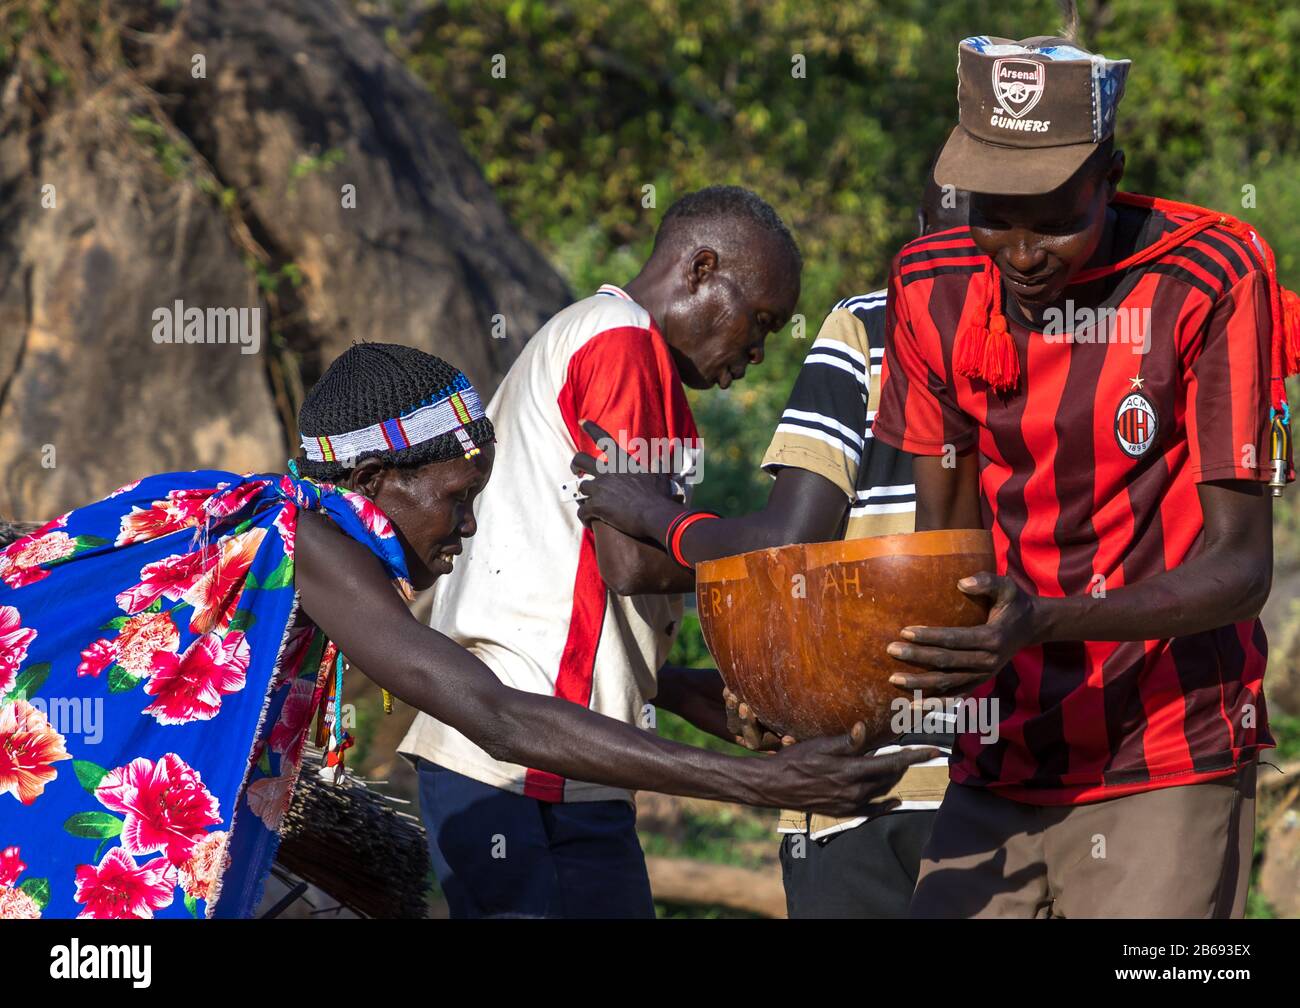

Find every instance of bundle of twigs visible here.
[276,747,431,919]
[0,520,42,544]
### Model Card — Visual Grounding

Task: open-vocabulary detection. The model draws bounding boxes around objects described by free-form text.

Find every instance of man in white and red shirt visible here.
[399,186,802,917]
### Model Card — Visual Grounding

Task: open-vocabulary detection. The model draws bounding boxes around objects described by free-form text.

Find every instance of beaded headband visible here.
[300,374,487,463]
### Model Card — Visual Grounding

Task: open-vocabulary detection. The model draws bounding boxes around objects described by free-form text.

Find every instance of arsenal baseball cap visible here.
[935,36,1131,196]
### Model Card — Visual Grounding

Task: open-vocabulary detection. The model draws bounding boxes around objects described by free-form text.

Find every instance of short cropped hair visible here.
[653,185,802,270]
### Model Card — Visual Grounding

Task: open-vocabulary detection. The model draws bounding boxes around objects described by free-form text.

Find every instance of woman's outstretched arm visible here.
[294,511,932,815]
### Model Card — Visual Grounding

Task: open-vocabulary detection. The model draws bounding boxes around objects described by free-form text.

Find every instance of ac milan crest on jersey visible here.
[992,58,1045,118]
[1115,391,1158,458]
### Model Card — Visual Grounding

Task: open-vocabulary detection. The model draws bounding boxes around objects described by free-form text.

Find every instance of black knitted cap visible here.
[296,342,495,481]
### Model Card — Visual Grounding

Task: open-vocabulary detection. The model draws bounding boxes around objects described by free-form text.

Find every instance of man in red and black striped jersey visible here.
[874,36,1296,917]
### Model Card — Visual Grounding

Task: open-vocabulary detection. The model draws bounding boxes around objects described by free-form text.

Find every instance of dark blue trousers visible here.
[416,759,655,919]
[779,810,937,918]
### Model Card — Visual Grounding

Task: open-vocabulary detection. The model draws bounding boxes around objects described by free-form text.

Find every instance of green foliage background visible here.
[399,0,1300,524]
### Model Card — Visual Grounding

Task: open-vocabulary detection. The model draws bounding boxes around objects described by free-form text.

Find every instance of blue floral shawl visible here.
[0,470,410,919]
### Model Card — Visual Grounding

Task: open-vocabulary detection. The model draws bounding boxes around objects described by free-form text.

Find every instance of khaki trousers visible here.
[910,760,1257,918]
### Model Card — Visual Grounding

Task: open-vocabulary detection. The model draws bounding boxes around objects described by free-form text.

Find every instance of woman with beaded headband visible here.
[0,341,929,919]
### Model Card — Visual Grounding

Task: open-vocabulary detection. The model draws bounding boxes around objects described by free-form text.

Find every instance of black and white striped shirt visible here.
[764,291,953,837]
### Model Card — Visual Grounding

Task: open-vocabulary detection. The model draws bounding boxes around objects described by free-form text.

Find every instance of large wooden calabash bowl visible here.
[696,529,996,741]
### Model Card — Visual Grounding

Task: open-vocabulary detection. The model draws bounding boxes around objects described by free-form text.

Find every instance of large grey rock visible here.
[0,0,568,520]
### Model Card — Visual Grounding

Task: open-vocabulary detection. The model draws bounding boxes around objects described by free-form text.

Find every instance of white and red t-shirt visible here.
[398,285,699,803]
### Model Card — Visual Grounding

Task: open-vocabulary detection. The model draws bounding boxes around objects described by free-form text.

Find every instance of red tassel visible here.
[1282,287,1300,377]
[954,263,994,380]
[980,312,1019,393]
[953,263,1019,393]
[953,322,988,379]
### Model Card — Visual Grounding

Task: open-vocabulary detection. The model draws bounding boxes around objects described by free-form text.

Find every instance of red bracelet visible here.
[662,509,697,546]
[665,510,721,568]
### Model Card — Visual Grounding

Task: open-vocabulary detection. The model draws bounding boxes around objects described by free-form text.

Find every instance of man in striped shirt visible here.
[874,36,1291,917]
[761,282,949,918]
[574,174,970,917]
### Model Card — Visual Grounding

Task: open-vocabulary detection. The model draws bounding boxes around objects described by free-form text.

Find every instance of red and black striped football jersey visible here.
[873,203,1275,805]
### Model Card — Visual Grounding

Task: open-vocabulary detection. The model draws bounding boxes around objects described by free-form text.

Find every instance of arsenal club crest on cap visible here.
[992,58,1045,119]
[938,37,1132,195]
[1115,390,1158,458]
